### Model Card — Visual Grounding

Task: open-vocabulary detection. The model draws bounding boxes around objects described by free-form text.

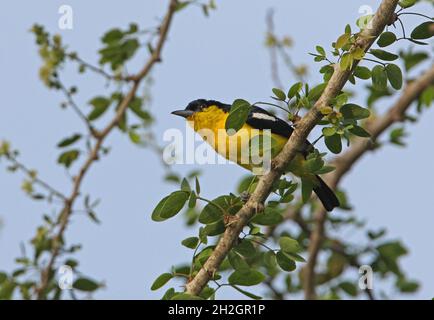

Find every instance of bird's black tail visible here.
[313,175,340,212]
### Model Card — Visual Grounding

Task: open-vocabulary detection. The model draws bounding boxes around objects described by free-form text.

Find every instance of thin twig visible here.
[266,9,284,89]
[68,53,128,82]
[5,154,67,201]
[58,80,99,137]
[398,12,433,20]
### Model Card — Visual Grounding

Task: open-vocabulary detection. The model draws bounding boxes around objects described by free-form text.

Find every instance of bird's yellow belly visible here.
[192,116,287,170]
[189,106,306,175]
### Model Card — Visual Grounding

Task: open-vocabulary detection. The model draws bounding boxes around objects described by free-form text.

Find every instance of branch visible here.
[185,0,400,296]
[58,80,98,138]
[5,153,66,201]
[266,9,284,89]
[67,53,127,82]
[266,9,304,87]
[303,63,434,299]
[35,0,179,299]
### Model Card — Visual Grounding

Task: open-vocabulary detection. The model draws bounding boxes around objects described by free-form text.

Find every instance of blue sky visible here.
[0,0,433,299]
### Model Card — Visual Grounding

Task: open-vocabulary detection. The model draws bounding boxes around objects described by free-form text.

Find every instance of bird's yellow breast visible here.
[188,106,289,171]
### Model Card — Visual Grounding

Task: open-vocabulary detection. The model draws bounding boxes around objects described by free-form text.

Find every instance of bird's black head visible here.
[171,99,230,118]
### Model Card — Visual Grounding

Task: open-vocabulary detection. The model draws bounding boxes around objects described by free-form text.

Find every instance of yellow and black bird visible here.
[172,99,339,211]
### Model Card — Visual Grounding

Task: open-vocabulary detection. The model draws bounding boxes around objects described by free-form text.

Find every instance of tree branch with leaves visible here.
[0,0,184,300]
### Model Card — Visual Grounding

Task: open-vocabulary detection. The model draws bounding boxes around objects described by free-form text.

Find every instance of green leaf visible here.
[263,251,277,269]
[315,165,335,175]
[305,158,324,175]
[231,285,263,300]
[195,176,201,194]
[228,269,265,286]
[420,86,434,107]
[151,191,189,221]
[99,38,139,70]
[129,97,152,122]
[396,278,419,293]
[377,32,397,47]
[198,200,224,224]
[88,96,111,121]
[316,45,326,56]
[151,273,173,291]
[57,150,80,168]
[162,288,176,300]
[339,281,358,296]
[401,51,428,71]
[340,52,353,71]
[324,134,342,154]
[370,49,398,61]
[73,278,100,292]
[181,237,199,249]
[87,210,101,224]
[276,251,296,272]
[308,83,327,101]
[385,64,403,90]
[199,286,215,299]
[102,29,123,44]
[128,130,141,144]
[398,0,416,8]
[349,125,370,137]
[195,246,214,267]
[377,241,408,258]
[203,220,225,236]
[315,45,326,56]
[57,134,82,148]
[251,207,283,225]
[284,252,306,263]
[322,127,336,137]
[288,82,303,99]
[198,227,208,245]
[340,103,370,120]
[411,22,434,40]
[234,239,256,257]
[390,127,406,146]
[174,1,191,12]
[180,178,191,192]
[371,65,388,91]
[272,88,286,101]
[0,272,8,284]
[336,33,350,49]
[225,99,251,134]
[301,178,314,203]
[279,236,301,254]
[351,47,365,60]
[188,191,197,208]
[354,66,371,80]
[228,251,250,271]
[367,229,386,240]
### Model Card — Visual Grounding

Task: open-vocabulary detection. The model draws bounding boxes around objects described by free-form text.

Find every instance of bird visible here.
[172,99,339,211]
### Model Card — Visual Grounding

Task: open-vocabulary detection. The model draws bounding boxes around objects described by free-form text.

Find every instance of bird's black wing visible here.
[245,106,313,155]
[244,106,339,211]
[245,106,294,138]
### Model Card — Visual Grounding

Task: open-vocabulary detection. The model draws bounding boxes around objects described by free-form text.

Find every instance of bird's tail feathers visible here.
[313,175,340,212]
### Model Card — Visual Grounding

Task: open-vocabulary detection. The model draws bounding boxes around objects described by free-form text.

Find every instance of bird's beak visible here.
[171,110,195,118]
